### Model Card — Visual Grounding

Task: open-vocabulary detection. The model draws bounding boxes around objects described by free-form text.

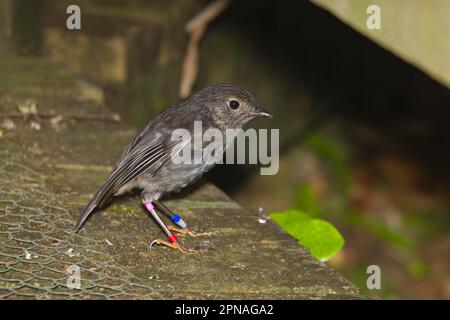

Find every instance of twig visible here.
[179,0,231,99]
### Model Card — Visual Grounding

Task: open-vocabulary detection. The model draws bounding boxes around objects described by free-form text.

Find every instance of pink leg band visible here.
[145,202,155,211]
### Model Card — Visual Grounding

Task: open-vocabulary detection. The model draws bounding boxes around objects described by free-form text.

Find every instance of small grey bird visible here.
[75,84,271,252]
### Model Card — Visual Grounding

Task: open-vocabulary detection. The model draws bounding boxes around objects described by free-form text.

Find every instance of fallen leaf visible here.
[1,119,15,130]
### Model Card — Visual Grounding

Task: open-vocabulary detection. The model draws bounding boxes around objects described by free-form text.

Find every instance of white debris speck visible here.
[24,250,37,260]
[258,217,267,224]
[30,121,41,131]
[104,239,114,246]
[67,248,76,257]
[25,250,32,260]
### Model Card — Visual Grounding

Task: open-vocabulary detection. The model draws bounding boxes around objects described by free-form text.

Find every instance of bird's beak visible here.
[253,106,272,118]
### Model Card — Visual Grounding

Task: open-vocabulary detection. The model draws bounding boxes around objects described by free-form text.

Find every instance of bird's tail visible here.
[74,195,98,233]
[74,184,112,232]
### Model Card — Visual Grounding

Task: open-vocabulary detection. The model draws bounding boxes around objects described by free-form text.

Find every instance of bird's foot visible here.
[168,225,217,238]
[149,238,204,254]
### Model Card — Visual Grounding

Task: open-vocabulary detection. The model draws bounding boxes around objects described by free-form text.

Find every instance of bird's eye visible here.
[229,99,240,110]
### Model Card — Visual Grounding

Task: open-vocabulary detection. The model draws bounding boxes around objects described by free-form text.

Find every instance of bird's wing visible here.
[121,121,157,158]
[75,129,180,232]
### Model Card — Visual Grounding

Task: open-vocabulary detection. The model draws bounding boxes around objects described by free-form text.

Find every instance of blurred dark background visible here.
[3,0,450,298]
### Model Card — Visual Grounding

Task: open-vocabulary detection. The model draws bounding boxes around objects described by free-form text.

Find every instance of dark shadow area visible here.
[205,0,450,195]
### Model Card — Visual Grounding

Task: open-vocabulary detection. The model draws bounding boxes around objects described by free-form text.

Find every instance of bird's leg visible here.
[153,200,188,229]
[144,201,177,242]
[153,200,216,238]
[142,195,201,253]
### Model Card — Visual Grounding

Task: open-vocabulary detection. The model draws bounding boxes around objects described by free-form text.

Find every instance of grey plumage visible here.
[75,84,270,232]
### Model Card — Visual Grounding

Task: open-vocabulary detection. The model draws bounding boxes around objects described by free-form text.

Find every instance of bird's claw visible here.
[167,225,218,238]
[149,239,204,254]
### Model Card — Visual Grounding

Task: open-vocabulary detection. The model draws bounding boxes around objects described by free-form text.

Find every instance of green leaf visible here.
[271,209,344,261]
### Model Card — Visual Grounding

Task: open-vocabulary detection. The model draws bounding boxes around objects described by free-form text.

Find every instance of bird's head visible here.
[190,83,271,129]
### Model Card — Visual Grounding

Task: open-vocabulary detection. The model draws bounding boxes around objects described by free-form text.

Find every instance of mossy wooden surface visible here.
[0,56,362,299]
